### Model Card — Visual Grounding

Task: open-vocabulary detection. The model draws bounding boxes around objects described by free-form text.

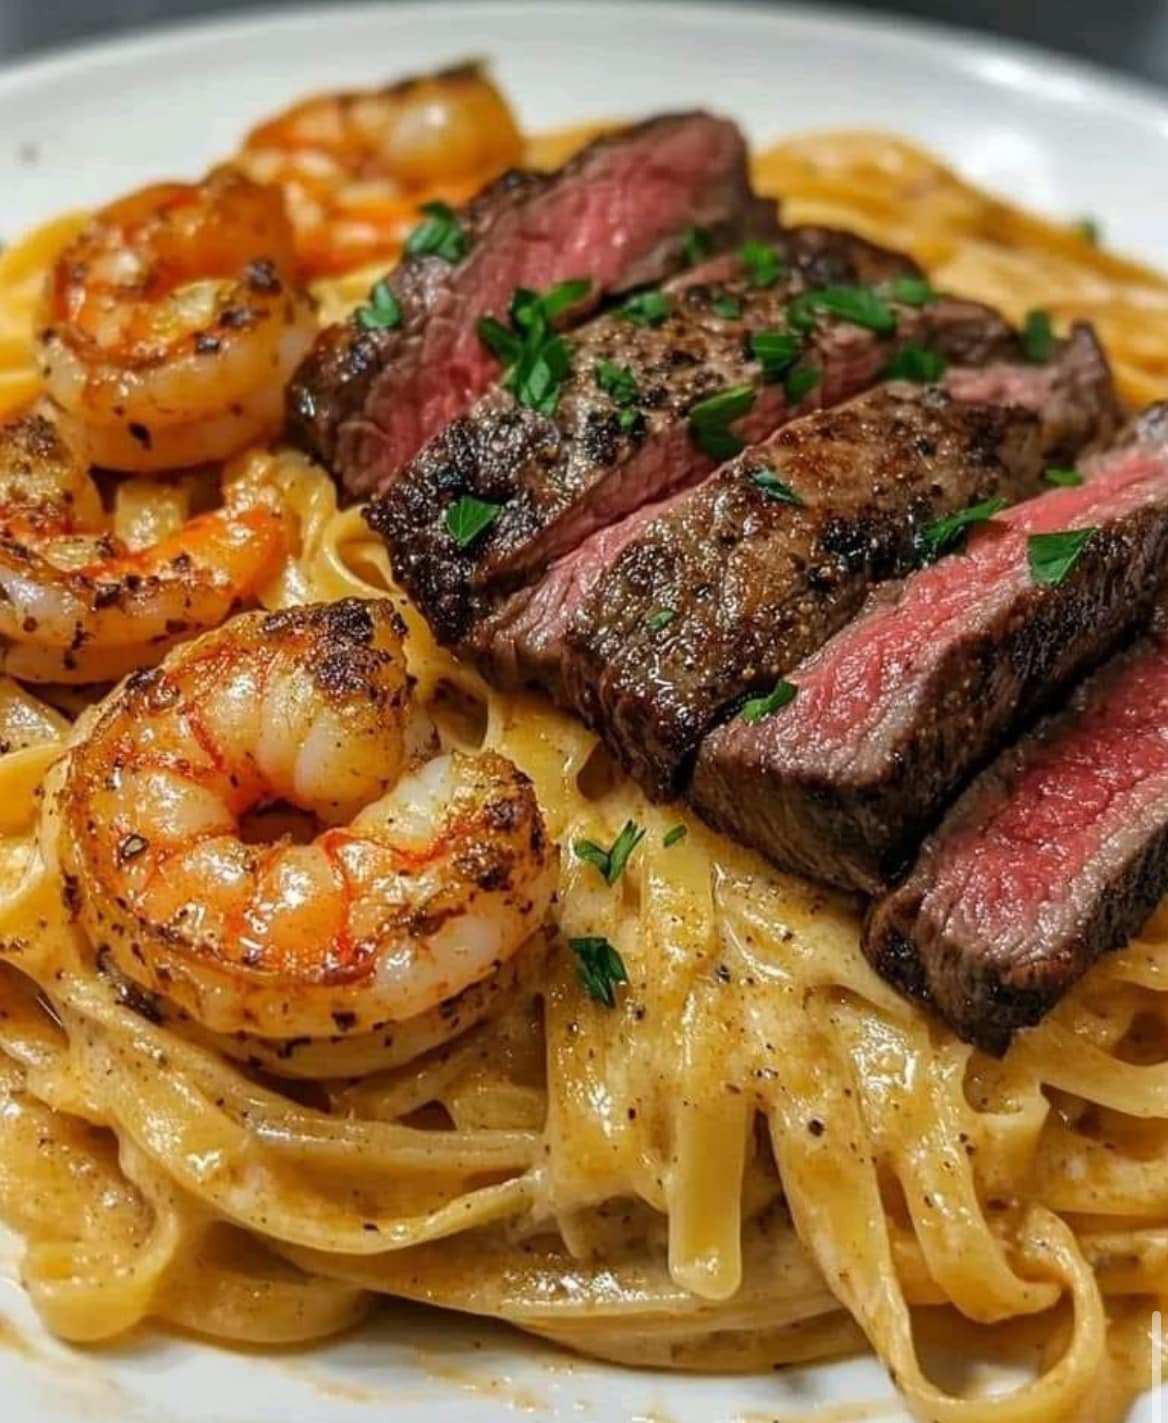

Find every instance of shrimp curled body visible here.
[40,169,316,472]
[52,599,557,1049]
[0,414,289,682]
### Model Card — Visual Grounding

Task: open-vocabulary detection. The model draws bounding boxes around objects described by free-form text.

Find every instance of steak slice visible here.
[475,324,1111,697]
[559,329,1117,797]
[693,403,1168,893]
[864,599,1168,1054]
[288,112,777,492]
[367,229,1010,648]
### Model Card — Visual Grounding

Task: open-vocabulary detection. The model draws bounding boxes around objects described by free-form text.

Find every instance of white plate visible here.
[0,4,1166,1419]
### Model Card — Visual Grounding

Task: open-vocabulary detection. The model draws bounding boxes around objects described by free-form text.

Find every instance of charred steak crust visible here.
[864,606,1168,1054]
[367,227,941,648]
[561,386,1053,797]
[288,111,778,489]
[692,413,1168,894]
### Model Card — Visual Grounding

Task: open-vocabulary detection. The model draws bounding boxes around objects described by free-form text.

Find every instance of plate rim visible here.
[1,0,1167,136]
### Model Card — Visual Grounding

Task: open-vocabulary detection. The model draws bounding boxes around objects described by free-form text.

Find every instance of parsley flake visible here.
[1075,217,1101,245]
[784,362,821,404]
[711,292,742,319]
[740,240,784,288]
[682,225,713,266]
[446,495,501,548]
[1022,308,1055,363]
[688,383,756,460]
[1044,466,1084,487]
[751,327,801,382]
[619,289,671,327]
[883,344,947,383]
[646,606,675,632]
[884,275,937,307]
[741,678,798,725]
[663,824,688,848]
[919,497,1007,562]
[570,936,629,1008]
[355,278,401,331]
[788,285,897,335]
[749,467,802,505]
[477,278,592,415]
[595,359,639,406]
[405,201,467,262]
[574,820,646,886]
[1028,527,1096,586]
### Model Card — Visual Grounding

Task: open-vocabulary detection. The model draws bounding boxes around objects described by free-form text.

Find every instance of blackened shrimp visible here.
[39,168,316,472]
[0,413,289,683]
[52,599,556,1043]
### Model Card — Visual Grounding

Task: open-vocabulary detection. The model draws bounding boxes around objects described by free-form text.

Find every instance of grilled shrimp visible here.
[53,599,556,1043]
[237,62,522,276]
[0,413,289,683]
[39,168,316,472]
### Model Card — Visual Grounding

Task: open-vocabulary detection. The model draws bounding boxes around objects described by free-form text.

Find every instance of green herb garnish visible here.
[619,289,671,326]
[574,820,646,886]
[682,225,713,266]
[446,495,501,548]
[749,467,802,505]
[1044,466,1084,487]
[1022,308,1055,363]
[884,275,937,307]
[688,383,756,460]
[646,607,675,632]
[788,285,897,335]
[663,824,688,848]
[883,344,947,383]
[477,278,592,415]
[1074,217,1101,245]
[355,278,401,330]
[595,359,639,406]
[1028,527,1096,586]
[711,293,742,319]
[740,240,784,288]
[405,201,467,262]
[570,936,629,1007]
[741,678,798,725]
[750,327,802,382]
[919,497,1007,562]
[784,362,821,404]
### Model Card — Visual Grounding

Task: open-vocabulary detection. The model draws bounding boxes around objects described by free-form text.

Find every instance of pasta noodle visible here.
[0,124,1166,1423]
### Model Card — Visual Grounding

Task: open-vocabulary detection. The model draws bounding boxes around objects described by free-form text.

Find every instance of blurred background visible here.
[1,0,1167,86]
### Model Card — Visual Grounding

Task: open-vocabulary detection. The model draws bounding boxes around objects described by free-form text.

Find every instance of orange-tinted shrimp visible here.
[39,168,316,472]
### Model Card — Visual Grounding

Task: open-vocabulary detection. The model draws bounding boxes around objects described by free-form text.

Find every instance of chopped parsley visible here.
[918,496,1007,562]
[711,292,742,319]
[784,362,821,404]
[1075,216,1101,245]
[688,383,756,460]
[750,327,802,382]
[788,285,897,335]
[663,824,688,848]
[619,289,671,327]
[749,467,802,505]
[682,225,713,266]
[477,278,592,415]
[355,278,401,330]
[594,359,639,406]
[574,820,646,886]
[741,678,798,725]
[646,606,676,632]
[883,344,947,383]
[570,936,629,1008]
[884,275,937,307]
[446,495,501,548]
[740,240,784,288]
[1028,527,1096,585]
[1022,308,1055,363]
[405,201,468,262]
[1044,466,1084,487]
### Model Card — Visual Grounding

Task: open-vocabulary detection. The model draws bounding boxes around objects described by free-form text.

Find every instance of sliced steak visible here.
[864,600,1168,1054]
[558,329,1117,797]
[369,229,1015,648]
[693,403,1168,892]
[288,112,777,491]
